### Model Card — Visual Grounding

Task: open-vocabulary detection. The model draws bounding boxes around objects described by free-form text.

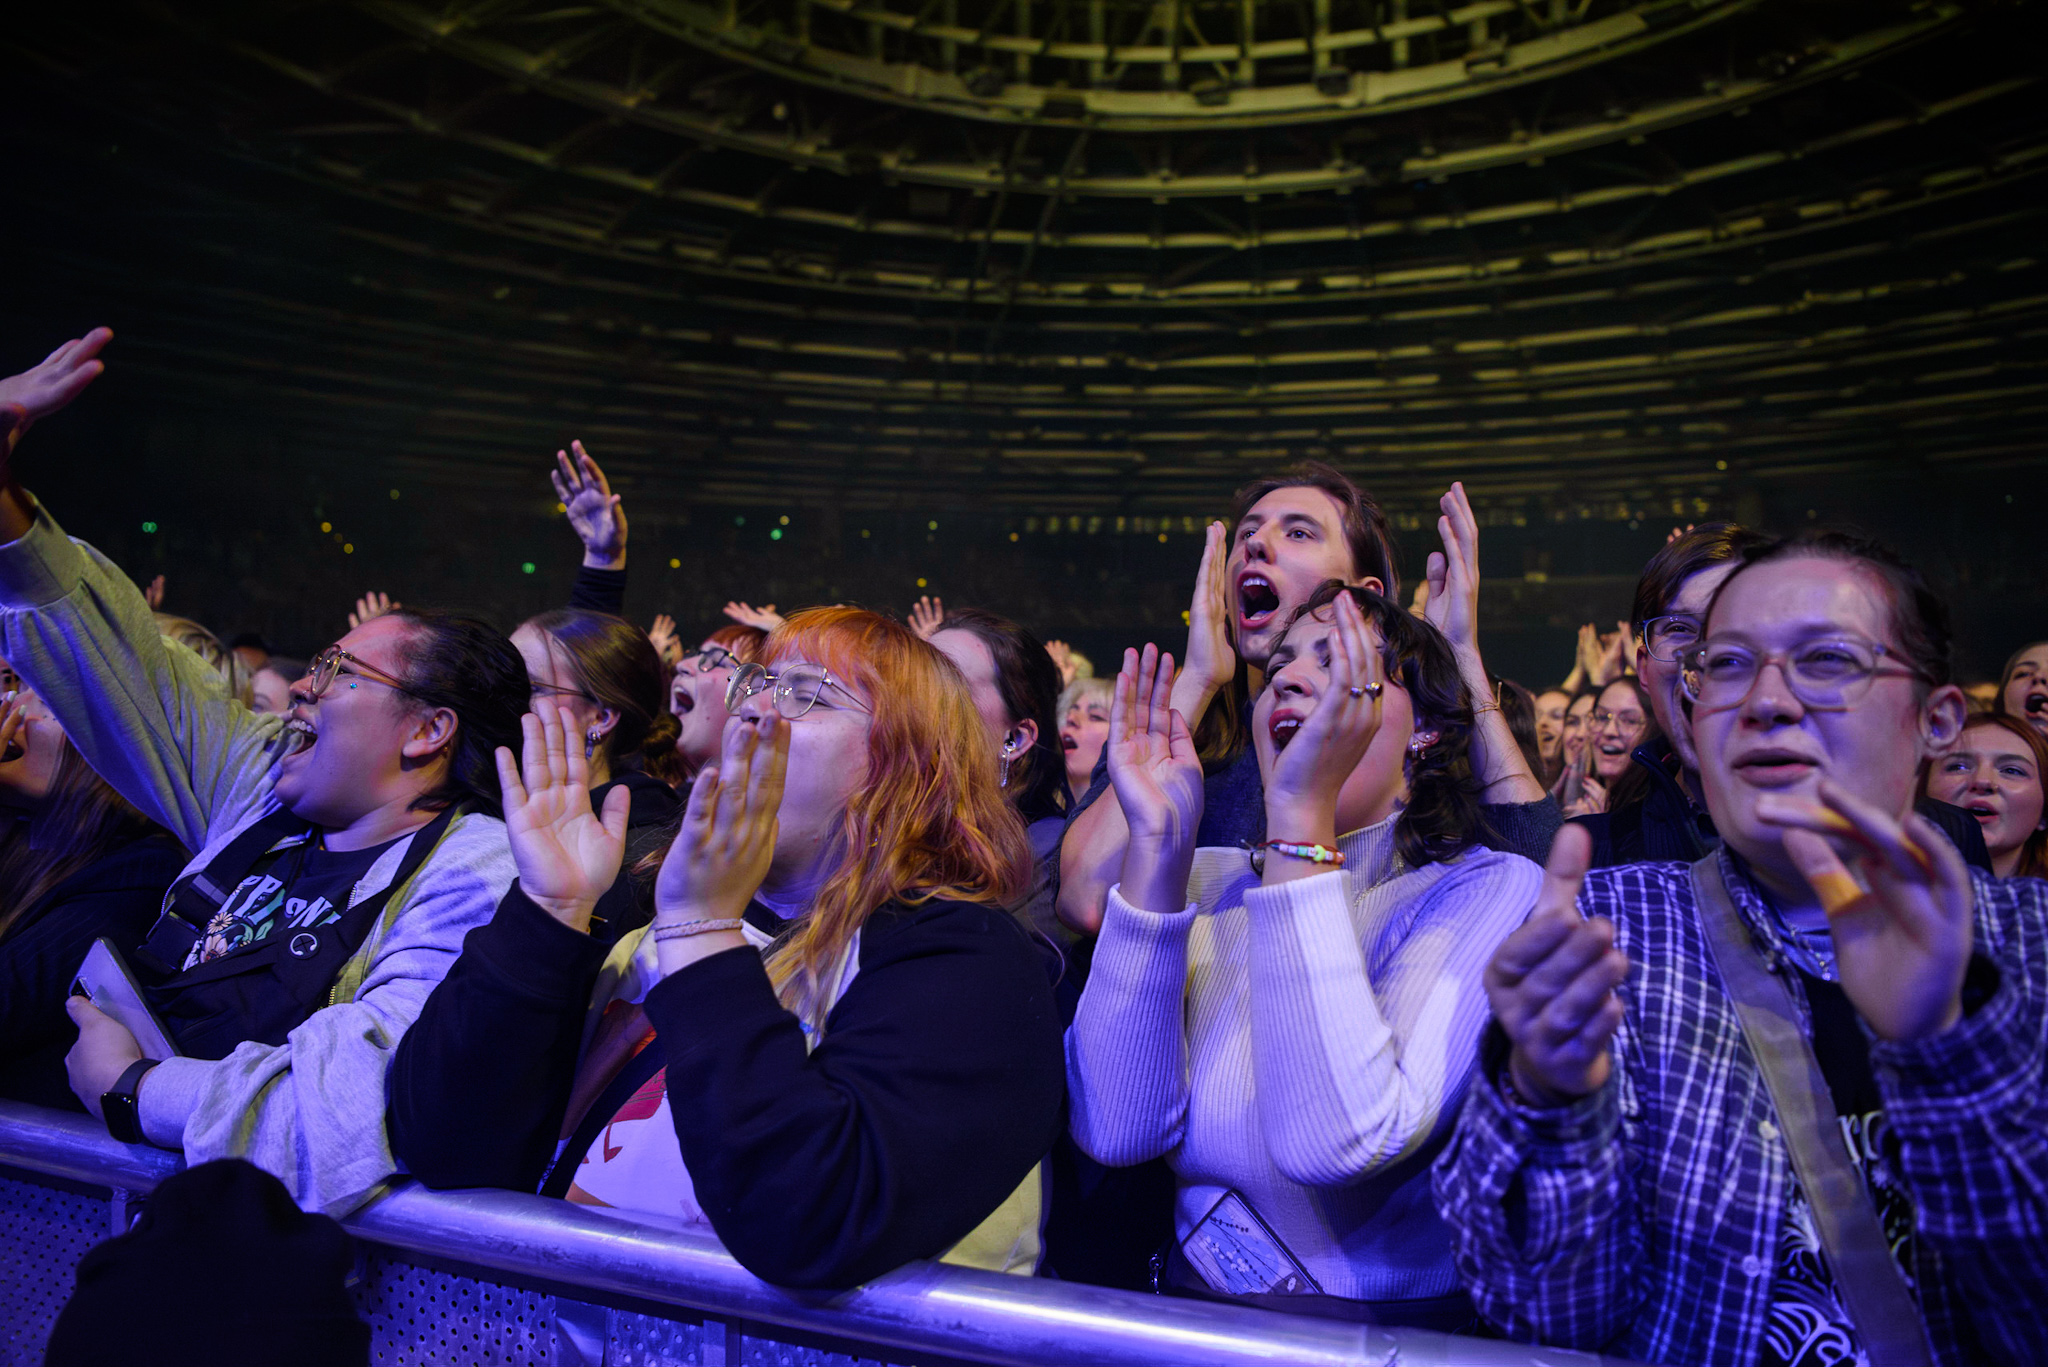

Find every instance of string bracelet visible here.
[653,918,747,941]
[1470,679,1504,717]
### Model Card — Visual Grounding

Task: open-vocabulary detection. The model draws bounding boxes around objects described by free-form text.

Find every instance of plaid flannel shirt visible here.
[1431,849,2048,1366]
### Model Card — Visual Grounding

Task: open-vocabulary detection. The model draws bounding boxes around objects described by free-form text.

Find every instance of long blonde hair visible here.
[754,607,1032,1029]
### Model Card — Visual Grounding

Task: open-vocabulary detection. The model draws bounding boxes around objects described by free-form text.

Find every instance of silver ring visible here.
[1348,686,1366,698]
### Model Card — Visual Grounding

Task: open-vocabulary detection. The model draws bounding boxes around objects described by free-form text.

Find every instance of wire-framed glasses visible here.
[724,661,868,719]
[681,645,736,674]
[1640,614,1704,663]
[1680,634,1932,711]
[306,647,418,700]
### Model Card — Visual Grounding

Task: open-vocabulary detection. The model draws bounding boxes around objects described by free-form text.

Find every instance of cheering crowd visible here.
[3,328,2044,1367]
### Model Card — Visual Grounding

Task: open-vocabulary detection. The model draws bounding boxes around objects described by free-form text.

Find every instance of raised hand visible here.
[348,591,399,631]
[1108,644,1203,914]
[1591,623,1631,686]
[552,439,627,571]
[1045,638,1078,686]
[1172,520,1234,724]
[1564,773,1608,818]
[1485,825,1628,1107]
[1759,780,1974,1041]
[143,575,166,610]
[655,712,789,926]
[1264,591,1387,823]
[1423,481,1482,658]
[648,613,682,667]
[723,601,785,632]
[0,328,112,460]
[494,705,632,931]
[907,595,945,640]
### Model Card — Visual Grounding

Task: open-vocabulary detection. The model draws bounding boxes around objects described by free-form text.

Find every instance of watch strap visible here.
[101,1058,161,1145]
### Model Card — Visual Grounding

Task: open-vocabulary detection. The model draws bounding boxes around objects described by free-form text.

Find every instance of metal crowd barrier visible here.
[0,1100,1641,1367]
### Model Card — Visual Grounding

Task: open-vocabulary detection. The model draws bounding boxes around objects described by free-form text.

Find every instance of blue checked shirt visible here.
[1431,850,2048,1366]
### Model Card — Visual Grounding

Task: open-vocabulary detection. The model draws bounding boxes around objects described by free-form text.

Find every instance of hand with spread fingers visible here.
[1107,645,1203,914]
[648,613,682,668]
[553,439,628,571]
[1758,779,1976,1041]
[724,601,786,633]
[0,327,111,463]
[348,591,399,631]
[1171,520,1235,726]
[907,595,945,640]
[495,704,633,932]
[1264,591,1388,823]
[654,713,789,968]
[1484,824,1629,1107]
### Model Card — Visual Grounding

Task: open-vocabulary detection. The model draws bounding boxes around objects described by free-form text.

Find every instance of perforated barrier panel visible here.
[0,1173,114,1367]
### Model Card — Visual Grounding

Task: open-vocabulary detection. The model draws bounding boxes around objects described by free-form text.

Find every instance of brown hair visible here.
[1994,640,2048,722]
[1229,460,1400,602]
[523,610,685,786]
[1924,713,2048,879]
[0,740,170,937]
[1630,523,1771,630]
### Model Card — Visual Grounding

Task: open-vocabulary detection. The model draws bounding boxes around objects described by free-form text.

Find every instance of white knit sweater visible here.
[1066,814,1540,1302]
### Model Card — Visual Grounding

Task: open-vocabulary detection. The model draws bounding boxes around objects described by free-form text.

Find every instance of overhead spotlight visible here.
[1190,79,1232,107]
[1315,69,1351,97]
[965,67,1007,98]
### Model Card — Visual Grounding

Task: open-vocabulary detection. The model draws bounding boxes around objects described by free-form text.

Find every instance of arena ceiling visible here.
[5,0,2045,519]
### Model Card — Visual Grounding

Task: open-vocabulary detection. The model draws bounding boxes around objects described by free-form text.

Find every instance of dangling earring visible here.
[999,737,1019,788]
[586,730,601,759]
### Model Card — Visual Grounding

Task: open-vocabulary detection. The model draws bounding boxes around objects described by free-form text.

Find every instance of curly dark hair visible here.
[1284,581,1483,868]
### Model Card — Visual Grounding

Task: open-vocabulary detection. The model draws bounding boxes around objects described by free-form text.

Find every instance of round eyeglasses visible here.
[1639,614,1703,663]
[1680,634,1932,711]
[724,661,869,720]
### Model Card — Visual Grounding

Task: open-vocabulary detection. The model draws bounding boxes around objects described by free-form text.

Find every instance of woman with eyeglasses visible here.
[511,610,685,943]
[388,607,1064,1291]
[0,321,526,1215]
[669,623,766,776]
[1563,678,1659,818]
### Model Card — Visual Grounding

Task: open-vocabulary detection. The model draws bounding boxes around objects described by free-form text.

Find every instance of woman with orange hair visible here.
[388,607,1065,1290]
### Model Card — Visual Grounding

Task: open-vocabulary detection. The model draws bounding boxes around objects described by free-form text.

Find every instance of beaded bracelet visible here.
[1259,839,1346,867]
[653,918,747,941]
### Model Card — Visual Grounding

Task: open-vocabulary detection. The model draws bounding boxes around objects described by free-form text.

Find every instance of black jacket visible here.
[0,833,187,1110]
[1574,739,1993,873]
[389,886,1065,1289]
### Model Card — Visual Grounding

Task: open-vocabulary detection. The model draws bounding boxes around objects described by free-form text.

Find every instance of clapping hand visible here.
[1108,644,1203,914]
[1485,825,1628,1107]
[143,575,166,610]
[655,712,789,929]
[907,595,945,640]
[1172,520,1233,722]
[0,328,111,462]
[723,601,785,632]
[349,591,399,631]
[552,440,627,570]
[1263,591,1387,823]
[495,705,632,931]
[1759,780,1974,1041]
[1422,481,1482,659]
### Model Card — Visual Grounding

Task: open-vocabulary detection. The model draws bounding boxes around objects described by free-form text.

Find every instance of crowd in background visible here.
[3,328,2045,1367]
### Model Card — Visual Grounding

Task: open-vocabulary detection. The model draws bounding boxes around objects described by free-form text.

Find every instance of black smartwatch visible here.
[101,1058,161,1145]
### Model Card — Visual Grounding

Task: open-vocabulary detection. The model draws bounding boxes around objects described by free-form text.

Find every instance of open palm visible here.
[1107,644,1203,845]
[495,704,630,930]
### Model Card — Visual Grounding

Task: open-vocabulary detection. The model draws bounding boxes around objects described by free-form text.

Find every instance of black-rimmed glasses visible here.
[681,645,736,674]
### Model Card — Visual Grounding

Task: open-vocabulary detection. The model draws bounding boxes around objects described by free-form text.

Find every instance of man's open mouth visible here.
[1238,572,1281,631]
